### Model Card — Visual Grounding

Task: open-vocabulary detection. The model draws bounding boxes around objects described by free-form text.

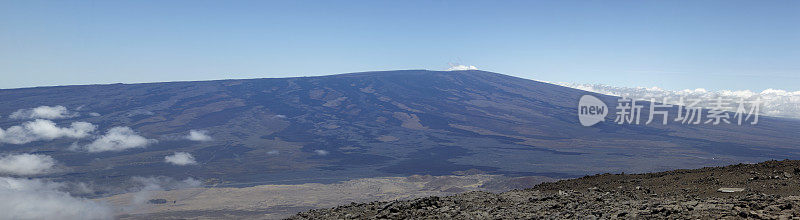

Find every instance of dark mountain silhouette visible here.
[0,70,797,190]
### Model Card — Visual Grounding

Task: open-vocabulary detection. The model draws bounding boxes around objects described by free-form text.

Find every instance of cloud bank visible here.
[185,130,212,141]
[0,119,96,144]
[79,127,155,152]
[0,177,113,220]
[10,105,77,120]
[164,152,197,166]
[559,83,800,119]
[0,154,57,176]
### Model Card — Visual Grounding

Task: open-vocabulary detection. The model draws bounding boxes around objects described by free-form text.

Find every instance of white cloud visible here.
[267,150,280,155]
[0,177,113,220]
[80,127,155,153]
[10,105,77,120]
[0,119,96,144]
[88,112,101,117]
[447,64,478,71]
[0,154,57,176]
[559,83,800,119]
[185,130,212,142]
[314,150,329,156]
[164,152,197,166]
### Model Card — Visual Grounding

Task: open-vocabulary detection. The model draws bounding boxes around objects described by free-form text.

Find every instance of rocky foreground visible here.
[291,160,800,219]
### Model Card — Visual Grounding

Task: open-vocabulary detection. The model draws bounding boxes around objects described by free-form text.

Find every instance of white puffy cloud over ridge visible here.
[78,127,156,152]
[165,152,197,165]
[0,154,57,175]
[185,130,212,141]
[10,105,77,119]
[0,119,96,144]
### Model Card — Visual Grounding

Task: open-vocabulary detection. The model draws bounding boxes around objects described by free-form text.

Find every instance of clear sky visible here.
[1,0,798,91]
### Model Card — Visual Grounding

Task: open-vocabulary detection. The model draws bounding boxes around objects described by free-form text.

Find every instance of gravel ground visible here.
[291,160,800,219]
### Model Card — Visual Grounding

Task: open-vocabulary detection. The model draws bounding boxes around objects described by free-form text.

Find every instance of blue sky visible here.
[1,0,798,90]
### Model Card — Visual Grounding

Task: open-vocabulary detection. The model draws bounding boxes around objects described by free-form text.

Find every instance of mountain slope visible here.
[292,160,800,219]
[0,70,797,191]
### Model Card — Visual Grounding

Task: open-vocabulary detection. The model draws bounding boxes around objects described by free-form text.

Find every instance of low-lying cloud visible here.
[0,177,113,220]
[0,154,57,176]
[10,105,78,120]
[0,119,96,144]
[559,83,800,119]
[78,127,156,152]
[314,149,329,156]
[185,130,212,142]
[164,152,197,166]
[130,176,202,191]
[126,176,202,211]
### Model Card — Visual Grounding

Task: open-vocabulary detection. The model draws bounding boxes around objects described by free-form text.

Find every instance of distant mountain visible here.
[0,70,798,192]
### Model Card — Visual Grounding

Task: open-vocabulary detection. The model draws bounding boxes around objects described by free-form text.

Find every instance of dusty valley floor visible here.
[101,173,553,219]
